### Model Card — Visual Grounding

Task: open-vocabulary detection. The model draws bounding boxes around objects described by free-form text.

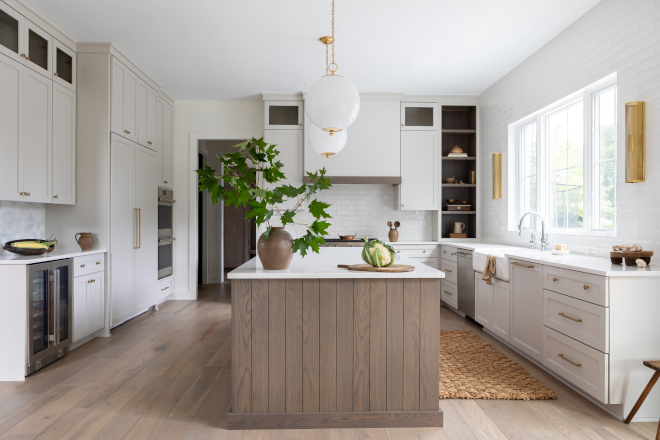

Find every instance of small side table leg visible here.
[624,371,660,424]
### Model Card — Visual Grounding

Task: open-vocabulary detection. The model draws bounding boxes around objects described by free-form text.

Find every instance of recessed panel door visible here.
[52,82,76,204]
[400,131,437,210]
[0,5,24,64]
[0,54,22,201]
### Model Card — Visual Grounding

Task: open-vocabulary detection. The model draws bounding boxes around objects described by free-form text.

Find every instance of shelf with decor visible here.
[441,105,477,239]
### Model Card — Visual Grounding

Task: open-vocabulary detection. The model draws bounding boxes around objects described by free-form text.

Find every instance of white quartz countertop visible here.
[0,249,107,265]
[228,248,445,279]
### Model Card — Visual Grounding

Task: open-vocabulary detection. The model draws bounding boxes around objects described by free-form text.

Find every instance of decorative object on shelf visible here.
[197,137,333,270]
[444,177,455,184]
[307,122,348,158]
[448,145,468,157]
[447,204,471,211]
[636,259,648,268]
[3,237,57,255]
[610,244,653,266]
[75,232,94,251]
[625,101,645,183]
[449,233,467,238]
[450,145,463,154]
[453,222,466,234]
[492,153,502,199]
[470,171,476,184]
[459,200,468,204]
[446,199,457,204]
[361,238,396,268]
[305,0,360,146]
[387,221,400,242]
[338,233,357,240]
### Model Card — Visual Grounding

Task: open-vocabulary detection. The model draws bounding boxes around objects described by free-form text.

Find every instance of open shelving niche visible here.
[440,105,477,239]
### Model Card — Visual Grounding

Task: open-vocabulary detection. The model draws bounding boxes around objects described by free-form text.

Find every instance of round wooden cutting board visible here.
[343,264,416,273]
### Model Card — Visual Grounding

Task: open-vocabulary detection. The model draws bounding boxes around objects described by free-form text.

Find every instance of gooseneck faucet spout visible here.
[518,212,549,251]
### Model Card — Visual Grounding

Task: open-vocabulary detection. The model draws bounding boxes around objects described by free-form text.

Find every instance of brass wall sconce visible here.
[625,101,645,183]
[492,153,502,199]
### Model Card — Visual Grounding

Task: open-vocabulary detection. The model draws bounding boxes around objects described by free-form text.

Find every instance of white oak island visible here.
[227,248,445,429]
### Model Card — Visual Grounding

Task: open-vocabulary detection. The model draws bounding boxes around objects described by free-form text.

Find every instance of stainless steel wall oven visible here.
[158,187,174,239]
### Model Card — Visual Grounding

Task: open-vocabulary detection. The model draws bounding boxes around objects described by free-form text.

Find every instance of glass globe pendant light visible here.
[305,0,360,140]
[308,123,348,158]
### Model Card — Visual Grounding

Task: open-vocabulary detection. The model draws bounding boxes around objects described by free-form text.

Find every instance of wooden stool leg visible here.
[625,371,660,424]
[656,420,660,440]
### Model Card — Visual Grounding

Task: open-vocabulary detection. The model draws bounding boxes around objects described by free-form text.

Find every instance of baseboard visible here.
[71,333,97,350]
[168,290,193,300]
[228,409,443,430]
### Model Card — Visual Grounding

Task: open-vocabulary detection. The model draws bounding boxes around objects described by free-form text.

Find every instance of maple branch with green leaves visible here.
[196,137,333,257]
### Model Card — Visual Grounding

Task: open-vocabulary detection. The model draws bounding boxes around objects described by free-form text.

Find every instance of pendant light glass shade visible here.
[307,123,348,158]
[306,75,360,133]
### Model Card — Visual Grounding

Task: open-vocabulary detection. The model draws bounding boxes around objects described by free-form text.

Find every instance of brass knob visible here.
[423,250,427,253]
[20,192,25,195]
[402,124,404,127]
[401,204,405,207]
[552,277,558,282]
[55,72,59,77]
[26,192,30,196]
[21,54,26,58]
[583,285,589,290]
[124,130,130,134]
[26,57,30,61]
[96,261,100,265]
[81,264,85,268]
[397,251,400,253]
[164,181,168,184]
[148,141,152,145]
[54,195,58,199]
[299,123,302,126]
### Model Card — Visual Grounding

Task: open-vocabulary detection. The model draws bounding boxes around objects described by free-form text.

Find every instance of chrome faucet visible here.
[518,212,549,251]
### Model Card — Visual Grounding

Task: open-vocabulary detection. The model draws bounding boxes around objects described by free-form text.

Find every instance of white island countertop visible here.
[0,249,107,265]
[228,247,445,279]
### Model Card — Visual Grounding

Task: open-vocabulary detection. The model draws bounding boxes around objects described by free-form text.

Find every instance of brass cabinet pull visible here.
[558,354,581,367]
[443,251,446,254]
[21,54,26,58]
[26,57,30,61]
[54,195,58,199]
[148,141,152,145]
[54,72,59,77]
[161,286,169,291]
[552,277,558,282]
[164,181,168,184]
[20,192,25,195]
[558,312,582,323]
[397,251,400,253]
[25,192,30,196]
[583,285,589,290]
[423,250,427,253]
[96,261,100,265]
[138,208,141,249]
[512,262,534,269]
[451,252,456,255]
[443,290,453,295]
[124,130,131,134]
[80,264,85,268]
[401,204,405,207]
[445,269,453,273]
[402,124,405,127]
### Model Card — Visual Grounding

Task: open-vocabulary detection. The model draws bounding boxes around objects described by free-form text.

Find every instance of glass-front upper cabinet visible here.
[23,19,52,77]
[0,4,24,64]
[53,39,75,92]
[401,102,438,130]
[264,101,303,130]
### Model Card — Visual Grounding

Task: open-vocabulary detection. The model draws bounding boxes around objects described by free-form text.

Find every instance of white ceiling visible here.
[23,0,600,101]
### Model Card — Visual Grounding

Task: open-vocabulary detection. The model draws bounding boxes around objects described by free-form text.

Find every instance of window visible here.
[510,75,617,234]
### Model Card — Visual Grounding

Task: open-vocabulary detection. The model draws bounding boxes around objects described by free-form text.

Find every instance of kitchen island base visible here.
[230,277,442,430]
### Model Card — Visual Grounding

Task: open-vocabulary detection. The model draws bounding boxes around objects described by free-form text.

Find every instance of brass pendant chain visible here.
[325,41,329,75]
[328,0,338,75]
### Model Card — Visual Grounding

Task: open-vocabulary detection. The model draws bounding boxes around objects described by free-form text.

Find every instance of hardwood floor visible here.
[0,283,655,440]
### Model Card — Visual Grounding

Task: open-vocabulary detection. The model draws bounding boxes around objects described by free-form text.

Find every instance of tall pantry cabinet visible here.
[46,43,174,329]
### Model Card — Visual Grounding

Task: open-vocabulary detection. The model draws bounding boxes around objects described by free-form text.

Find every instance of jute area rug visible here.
[439,330,557,400]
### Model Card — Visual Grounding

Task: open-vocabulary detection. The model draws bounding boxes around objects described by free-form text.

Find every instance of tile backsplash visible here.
[0,202,46,248]
[305,184,433,242]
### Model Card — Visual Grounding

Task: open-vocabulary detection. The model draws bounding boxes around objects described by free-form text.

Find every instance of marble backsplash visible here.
[0,201,46,248]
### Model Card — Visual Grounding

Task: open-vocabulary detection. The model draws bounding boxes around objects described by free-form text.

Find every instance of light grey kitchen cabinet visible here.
[73,271,104,343]
[52,38,75,92]
[401,102,438,130]
[0,3,24,65]
[52,82,76,204]
[111,58,137,142]
[509,259,544,362]
[156,97,173,188]
[23,19,52,78]
[0,54,22,201]
[399,130,438,210]
[264,100,303,130]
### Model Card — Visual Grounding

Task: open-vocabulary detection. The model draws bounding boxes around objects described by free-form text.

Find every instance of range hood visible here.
[302,176,401,184]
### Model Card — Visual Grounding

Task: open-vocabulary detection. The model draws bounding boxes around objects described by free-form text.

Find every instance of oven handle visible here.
[158,237,175,245]
[158,198,175,205]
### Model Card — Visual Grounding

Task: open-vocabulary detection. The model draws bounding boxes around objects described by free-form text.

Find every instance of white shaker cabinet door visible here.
[52,83,76,204]
[110,134,136,326]
[146,88,158,150]
[133,144,157,313]
[21,67,52,203]
[136,80,148,147]
[491,278,510,342]
[161,101,173,188]
[474,273,492,328]
[400,131,437,210]
[510,260,544,362]
[0,55,22,201]
[111,58,137,142]
[88,272,105,335]
[72,275,90,342]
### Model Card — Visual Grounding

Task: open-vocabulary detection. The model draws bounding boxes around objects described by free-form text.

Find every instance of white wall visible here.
[479,0,660,256]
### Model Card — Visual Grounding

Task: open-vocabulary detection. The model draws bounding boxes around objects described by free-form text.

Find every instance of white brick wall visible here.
[479,0,660,256]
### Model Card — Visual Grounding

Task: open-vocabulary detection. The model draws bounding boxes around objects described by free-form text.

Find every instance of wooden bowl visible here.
[338,233,358,241]
[444,177,455,184]
[610,250,653,266]
[3,239,55,255]
[446,199,457,204]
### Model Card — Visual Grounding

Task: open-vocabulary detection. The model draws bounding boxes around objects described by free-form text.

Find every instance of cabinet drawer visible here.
[543,327,608,403]
[157,277,172,301]
[440,246,458,262]
[74,253,105,277]
[440,259,457,284]
[441,280,458,309]
[544,290,609,353]
[409,257,438,269]
[395,247,438,258]
[543,266,608,307]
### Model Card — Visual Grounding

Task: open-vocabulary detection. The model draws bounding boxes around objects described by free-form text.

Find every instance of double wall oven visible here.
[27,259,73,375]
[158,188,174,279]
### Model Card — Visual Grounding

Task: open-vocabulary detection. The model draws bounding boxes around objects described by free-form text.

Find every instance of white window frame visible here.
[508,73,617,235]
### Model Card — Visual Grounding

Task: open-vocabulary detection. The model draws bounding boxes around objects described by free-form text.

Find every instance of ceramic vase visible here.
[257,227,294,270]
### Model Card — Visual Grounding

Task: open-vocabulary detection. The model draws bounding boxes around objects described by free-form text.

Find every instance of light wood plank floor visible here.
[0,283,656,440]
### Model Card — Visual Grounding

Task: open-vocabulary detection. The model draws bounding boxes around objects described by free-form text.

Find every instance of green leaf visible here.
[308,199,332,220]
[292,238,310,257]
[281,210,296,226]
[263,226,273,240]
[310,220,331,236]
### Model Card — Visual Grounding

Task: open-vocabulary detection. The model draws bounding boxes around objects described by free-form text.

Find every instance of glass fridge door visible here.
[52,260,72,348]
[27,262,52,361]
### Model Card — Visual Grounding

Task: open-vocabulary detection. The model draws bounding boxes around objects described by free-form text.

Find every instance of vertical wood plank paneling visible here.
[353,278,371,412]
[403,279,421,411]
[268,279,286,413]
[419,279,441,411]
[336,279,354,412]
[232,279,252,413]
[302,279,320,412]
[251,279,269,413]
[387,279,404,411]
[369,278,387,411]
[319,279,337,413]
[285,279,303,413]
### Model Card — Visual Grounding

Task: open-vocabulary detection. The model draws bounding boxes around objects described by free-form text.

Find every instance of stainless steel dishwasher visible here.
[456,249,475,319]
